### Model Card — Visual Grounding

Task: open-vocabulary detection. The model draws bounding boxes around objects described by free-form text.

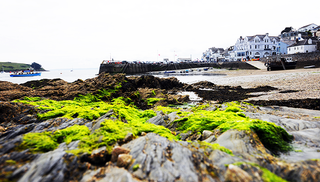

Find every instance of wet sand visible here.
[207,68,320,101]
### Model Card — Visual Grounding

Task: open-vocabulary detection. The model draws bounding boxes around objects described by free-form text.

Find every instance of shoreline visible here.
[204,68,320,101]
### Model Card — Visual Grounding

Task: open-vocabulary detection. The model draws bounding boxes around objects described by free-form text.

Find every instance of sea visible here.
[0,68,99,84]
[0,68,227,85]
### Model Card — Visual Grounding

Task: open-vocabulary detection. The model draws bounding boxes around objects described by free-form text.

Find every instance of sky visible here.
[0,0,319,70]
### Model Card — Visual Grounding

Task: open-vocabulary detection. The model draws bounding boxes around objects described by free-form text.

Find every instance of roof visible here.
[313,25,320,31]
[247,34,279,42]
[281,39,296,46]
[209,47,224,53]
[281,27,293,34]
[299,23,317,29]
[288,38,318,47]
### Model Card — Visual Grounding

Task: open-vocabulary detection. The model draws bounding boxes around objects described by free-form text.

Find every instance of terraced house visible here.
[234,33,282,61]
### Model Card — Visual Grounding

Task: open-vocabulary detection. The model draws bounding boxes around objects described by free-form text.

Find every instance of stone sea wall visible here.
[260,52,320,68]
[99,62,257,75]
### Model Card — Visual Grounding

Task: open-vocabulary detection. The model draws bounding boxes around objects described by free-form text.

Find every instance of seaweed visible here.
[146,98,163,105]
[174,102,293,153]
[198,141,234,155]
[232,162,288,182]
[16,96,293,155]
[18,97,177,154]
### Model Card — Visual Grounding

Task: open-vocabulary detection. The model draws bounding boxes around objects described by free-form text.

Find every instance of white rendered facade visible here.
[298,23,318,32]
[234,33,281,61]
[287,39,317,54]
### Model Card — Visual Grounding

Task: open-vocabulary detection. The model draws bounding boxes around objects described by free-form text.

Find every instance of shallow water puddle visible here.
[177,91,202,101]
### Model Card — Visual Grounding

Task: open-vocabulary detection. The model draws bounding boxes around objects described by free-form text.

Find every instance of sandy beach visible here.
[206,68,320,101]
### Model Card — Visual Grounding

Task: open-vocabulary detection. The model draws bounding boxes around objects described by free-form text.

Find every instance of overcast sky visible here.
[0,0,319,70]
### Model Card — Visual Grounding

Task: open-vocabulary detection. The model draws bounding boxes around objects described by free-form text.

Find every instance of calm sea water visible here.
[0,68,227,85]
[0,68,99,84]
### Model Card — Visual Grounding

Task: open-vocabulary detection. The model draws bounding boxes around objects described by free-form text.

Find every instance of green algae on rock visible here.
[198,141,234,155]
[17,97,178,154]
[174,102,293,153]
[20,132,59,152]
[15,95,293,155]
[146,98,164,106]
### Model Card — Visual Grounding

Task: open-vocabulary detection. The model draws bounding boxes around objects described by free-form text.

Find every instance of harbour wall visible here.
[259,52,320,68]
[99,62,258,75]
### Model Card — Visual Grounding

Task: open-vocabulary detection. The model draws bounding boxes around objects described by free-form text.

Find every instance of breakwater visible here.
[260,52,320,68]
[99,61,258,75]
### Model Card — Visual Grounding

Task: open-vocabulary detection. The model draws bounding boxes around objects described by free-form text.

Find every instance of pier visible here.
[98,61,258,75]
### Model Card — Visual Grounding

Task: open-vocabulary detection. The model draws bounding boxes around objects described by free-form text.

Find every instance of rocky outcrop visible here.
[1,74,320,181]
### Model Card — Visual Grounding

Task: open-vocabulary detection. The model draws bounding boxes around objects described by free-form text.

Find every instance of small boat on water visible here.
[164,71,175,74]
[10,69,41,77]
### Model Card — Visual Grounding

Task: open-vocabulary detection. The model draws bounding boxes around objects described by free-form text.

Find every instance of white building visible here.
[279,39,296,54]
[287,38,318,54]
[298,23,318,32]
[234,33,281,61]
[223,46,236,61]
[202,47,225,62]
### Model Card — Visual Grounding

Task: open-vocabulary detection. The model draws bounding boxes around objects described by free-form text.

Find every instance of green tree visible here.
[31,62,42,70]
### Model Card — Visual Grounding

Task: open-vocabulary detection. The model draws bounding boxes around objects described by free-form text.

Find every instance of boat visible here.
[264,57,297,71]
[304,65,315,69]
[164,71,175,74]
[10,69,41,77]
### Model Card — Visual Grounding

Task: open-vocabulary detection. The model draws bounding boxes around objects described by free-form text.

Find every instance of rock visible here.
[203,135,216,143]
[117,154,132,168]
[12,148,86,182]
[0,136,23,155]
[202,130,214,140]
[245,111,320,162]
[147,114,166,126]
[224,164,254,182]
[122,133,217,182]
[2,123,36,141]
[214,129,270,162]
[111,146,131,163]
[58,140,80,151]
[180,131,192,141]
[165,112,180,128]
[80,166,138,182]
[167,112,178,122]
[91,109,114,133]
[81,146,111,166]
[191,81,216,89]
[122,132,134,143]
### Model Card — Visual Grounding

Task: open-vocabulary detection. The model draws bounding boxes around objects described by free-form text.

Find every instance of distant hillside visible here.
[0,62,45,72]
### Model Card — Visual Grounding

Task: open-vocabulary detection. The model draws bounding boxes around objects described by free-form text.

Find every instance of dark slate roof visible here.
[288,38,318,47]
[247,34,279,42]
[209,47,224,53]
[281,27,293,34]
